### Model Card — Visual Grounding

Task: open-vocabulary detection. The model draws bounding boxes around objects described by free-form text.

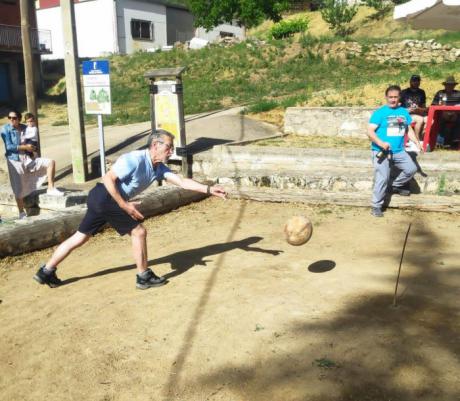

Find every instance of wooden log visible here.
[0,187,207,257]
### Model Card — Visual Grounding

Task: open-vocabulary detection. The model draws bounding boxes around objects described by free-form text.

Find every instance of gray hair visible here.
[147,129,175,148]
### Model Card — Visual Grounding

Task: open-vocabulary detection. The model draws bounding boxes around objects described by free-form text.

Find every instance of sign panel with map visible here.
[82,60,112,115]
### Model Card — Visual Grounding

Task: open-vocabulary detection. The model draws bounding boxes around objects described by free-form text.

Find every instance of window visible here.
[220,31,235,38]
[131,19,153,41]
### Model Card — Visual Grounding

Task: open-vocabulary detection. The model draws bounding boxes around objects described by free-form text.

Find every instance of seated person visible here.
[400,74,427,142]
[1,110,64,220]
[431,75,460,148]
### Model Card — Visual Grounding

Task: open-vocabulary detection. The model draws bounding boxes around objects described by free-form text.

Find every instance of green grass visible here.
[39,8,460,126]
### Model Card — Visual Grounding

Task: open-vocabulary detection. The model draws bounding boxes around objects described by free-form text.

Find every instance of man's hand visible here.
[122,201,144,221]
[210,185,227,199]
[380,142,390,151]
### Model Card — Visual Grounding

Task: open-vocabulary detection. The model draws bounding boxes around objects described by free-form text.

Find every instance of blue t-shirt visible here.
[112,149,171,200]
[369,105,412,154]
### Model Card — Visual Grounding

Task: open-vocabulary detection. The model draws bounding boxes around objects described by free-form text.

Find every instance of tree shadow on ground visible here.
[188,223,460,401]
[60,236,282,285]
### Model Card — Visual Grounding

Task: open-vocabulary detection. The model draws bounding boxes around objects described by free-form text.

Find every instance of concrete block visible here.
[38,190,88,210]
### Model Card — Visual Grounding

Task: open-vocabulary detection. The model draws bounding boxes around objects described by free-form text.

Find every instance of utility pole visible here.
[61,0,88,183]
[19,0,40,153]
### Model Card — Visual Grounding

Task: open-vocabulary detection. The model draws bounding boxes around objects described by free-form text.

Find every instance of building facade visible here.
[36,0,245,59]
[0,0,51,104]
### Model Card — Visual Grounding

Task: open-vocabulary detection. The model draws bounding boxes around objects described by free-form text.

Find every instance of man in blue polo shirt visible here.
[33,130,227,290]
[367,85,422,217]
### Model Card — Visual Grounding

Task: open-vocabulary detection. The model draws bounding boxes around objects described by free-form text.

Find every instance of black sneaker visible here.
[391,187,411,196]
[371,207,384,217]
[33,265,62,288]
[136,269,166,290]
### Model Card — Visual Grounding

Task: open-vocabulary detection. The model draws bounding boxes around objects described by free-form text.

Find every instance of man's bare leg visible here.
[15,197,25,215]
[45,231,90,269]
[130,224,148,273]
[34,231,90,287]
[130,224,166,289]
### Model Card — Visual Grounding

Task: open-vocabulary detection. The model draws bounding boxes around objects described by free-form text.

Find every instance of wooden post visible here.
[61,0,88,183]
[19,0,40,154]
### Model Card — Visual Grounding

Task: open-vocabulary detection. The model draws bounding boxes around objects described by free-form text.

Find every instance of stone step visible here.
[216,169,460,195]
[197,146,460,172]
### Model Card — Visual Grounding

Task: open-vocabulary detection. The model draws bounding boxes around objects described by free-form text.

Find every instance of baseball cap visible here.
[410,74,421,81]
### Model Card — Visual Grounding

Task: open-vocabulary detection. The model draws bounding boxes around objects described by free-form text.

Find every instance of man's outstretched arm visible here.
[164,172,227,199]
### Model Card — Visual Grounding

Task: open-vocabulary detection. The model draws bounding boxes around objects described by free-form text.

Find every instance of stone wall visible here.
[284,107,373,137]
[316,39,460,64]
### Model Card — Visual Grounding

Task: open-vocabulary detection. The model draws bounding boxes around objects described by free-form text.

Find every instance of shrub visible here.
[364,0,393,20]
[270,18,309,39]
[320,0,358,37]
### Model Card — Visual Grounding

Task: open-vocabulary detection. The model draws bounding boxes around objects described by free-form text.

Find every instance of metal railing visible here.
[0,24,52,54]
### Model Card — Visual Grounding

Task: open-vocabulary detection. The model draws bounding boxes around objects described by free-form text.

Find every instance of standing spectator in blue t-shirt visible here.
[33,130,227,290]
[367,85,422,217]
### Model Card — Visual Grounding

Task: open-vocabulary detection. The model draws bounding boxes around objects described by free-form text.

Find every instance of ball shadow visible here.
[308,260,336,273]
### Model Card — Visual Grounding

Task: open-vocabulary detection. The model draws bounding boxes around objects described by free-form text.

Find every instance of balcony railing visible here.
[0,24,52,54]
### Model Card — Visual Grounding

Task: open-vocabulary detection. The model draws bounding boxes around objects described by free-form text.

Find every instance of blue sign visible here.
[82,60,111,115]
[82,60,110,75]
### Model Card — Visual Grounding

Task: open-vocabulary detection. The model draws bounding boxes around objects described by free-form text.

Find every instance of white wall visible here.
[37,0,117,59]
[117,0,167,53]
[195,23,245,43]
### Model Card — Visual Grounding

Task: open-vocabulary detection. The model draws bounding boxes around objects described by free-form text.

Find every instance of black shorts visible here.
[78,183,140,236]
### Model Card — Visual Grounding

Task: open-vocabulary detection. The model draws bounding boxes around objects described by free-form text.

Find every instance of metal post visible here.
[61,0,88,183]
[98,114,106,176]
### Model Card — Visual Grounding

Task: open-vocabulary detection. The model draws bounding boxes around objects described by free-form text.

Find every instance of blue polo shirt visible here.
[369,105,412,154]
[112,149,171,200]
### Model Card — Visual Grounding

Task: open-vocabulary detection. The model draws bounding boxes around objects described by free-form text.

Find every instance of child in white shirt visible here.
[23,112,39,166]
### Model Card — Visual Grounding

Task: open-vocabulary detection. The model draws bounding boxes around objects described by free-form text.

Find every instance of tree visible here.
[364,0,395,20]
[320,0,358,37]
[187,0,290,30]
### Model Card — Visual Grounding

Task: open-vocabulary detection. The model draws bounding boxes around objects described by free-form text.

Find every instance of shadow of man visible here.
[61,236,282,285]
[160,236,283,280]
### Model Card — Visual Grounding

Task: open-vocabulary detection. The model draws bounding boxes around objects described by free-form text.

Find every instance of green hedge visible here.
[270,18,309,39]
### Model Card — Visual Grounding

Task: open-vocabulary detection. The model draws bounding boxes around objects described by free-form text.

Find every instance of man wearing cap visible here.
[400,75,427,141]
[431,75,460,148]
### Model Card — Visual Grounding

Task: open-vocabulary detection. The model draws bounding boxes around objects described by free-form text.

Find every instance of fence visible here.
[0,24,52,53]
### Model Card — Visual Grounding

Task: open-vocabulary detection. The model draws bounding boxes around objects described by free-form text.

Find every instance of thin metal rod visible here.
[393,223,412,307]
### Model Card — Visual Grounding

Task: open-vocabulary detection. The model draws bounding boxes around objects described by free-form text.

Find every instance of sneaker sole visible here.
[33,274,45,285]
[136,281,167,290]
[33,274,61,288]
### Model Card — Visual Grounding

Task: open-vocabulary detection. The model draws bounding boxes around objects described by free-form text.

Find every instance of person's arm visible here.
[164,172,227,199]
[367,123,389,151]
[1,127,35,154]
[1,127,21,154]
[431,91,440,106]
[102,169,144,220]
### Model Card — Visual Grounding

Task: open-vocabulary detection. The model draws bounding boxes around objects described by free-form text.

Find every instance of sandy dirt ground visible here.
[0,199,459,401]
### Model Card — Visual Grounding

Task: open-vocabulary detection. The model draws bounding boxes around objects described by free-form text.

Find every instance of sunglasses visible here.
[8,116,19,120]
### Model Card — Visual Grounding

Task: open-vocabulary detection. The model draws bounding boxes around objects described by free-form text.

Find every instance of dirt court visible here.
[0,198,459,401]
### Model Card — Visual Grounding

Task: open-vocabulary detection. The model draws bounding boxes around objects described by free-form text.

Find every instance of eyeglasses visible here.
[157,141,174,151]
[8,116,18,120]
